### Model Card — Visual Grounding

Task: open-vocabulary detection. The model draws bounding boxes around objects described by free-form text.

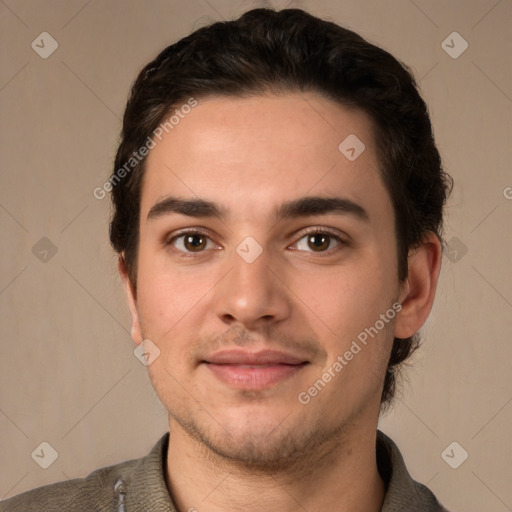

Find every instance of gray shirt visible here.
[0,430,449,511]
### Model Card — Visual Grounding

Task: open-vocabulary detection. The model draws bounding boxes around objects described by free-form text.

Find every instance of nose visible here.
[213,245,291,330]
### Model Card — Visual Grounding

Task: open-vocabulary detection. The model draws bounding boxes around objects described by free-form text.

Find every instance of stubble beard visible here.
[167,399,354,477]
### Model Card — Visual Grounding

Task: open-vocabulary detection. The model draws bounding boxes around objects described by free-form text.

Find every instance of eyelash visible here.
[165,227,348,258]
[291,227,348,254]
[165,229,219,258]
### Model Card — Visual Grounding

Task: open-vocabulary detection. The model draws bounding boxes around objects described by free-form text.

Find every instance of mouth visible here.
[202,350,310,390]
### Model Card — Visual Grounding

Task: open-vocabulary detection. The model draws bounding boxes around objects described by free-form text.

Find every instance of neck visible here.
[165,419,386,512]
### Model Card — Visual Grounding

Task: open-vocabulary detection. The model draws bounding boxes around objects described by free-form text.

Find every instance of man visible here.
[2,7,452,512]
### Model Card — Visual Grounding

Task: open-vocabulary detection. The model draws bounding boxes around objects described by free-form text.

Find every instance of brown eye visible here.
[170,231,215,253]
[183,233,207,252]
[293,231,343,253]
[307,233,331,252]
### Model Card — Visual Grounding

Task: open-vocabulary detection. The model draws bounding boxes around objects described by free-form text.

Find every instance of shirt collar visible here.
[114,430,446,511]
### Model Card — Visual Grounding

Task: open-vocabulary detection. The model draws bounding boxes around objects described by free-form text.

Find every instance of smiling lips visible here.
[203,349,309,389]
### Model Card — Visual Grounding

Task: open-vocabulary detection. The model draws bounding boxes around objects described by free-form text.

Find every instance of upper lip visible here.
[203,349,308,365]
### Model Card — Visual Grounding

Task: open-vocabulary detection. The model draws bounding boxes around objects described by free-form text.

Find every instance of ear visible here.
[394,232,442,339]
[118,256,143,345]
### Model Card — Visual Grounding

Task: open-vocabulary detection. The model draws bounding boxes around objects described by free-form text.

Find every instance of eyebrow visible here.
[275,196,369,222]
[146,196,369,223]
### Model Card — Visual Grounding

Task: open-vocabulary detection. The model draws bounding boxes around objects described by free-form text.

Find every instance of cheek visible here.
[135,254,216,341]
[301,264,396,397]
[136,266,211,386]
[292,258,397,342]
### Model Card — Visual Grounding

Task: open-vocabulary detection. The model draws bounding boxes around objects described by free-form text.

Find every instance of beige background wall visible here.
[1,0,511,510]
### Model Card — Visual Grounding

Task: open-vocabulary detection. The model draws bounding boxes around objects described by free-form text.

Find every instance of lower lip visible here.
[205,363,307,390]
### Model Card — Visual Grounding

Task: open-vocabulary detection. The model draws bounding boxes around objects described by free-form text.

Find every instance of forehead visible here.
[141,93,390,222]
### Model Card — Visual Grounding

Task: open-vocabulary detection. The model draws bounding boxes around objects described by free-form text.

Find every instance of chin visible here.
[171,404,346,472]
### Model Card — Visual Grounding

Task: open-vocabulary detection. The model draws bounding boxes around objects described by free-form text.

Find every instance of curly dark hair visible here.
[109,8,452,409]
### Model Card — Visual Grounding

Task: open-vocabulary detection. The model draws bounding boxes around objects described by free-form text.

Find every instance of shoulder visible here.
[0,434,169,512]
[377,430,451,512]
[0,458,140,512]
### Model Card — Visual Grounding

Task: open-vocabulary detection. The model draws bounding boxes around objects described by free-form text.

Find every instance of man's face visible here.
[126,93,403,466]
